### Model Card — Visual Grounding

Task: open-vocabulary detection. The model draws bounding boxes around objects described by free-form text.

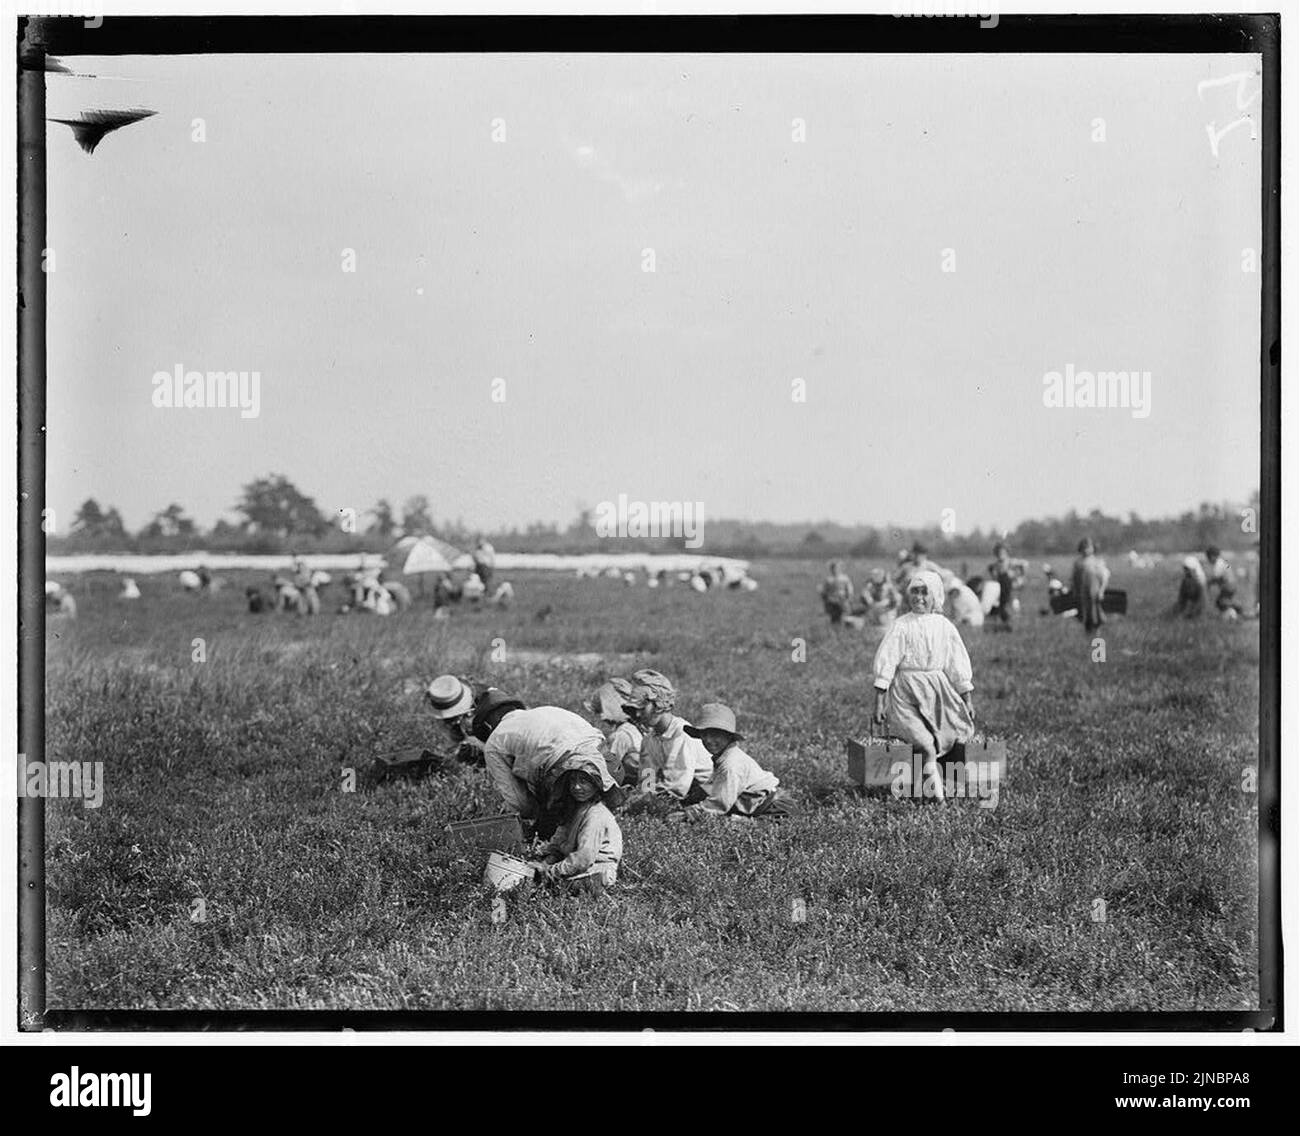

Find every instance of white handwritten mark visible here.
[1197,71,1261,158]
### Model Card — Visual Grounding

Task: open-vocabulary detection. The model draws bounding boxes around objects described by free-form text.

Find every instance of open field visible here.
[42,559,1260,1012]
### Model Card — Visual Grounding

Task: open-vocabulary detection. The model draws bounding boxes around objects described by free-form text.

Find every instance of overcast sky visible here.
[45,51,1262,535]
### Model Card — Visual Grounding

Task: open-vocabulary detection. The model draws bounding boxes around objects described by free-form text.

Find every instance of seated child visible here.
[585,679,643,785]
[625,670,713,803]
[681,703,791,821]
[528,769,623,890]
[860,568,900,627]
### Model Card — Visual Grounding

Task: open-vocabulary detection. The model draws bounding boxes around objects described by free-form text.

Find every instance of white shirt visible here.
[484,707,605,816]
[640,716,714,797]
[694,744,779,817]
[872,611,975,695]
[539,801,622,882]
[606,722,642,765]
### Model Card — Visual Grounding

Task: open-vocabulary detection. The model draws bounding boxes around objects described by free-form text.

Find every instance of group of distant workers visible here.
[240,540,510,617]
[821,541,1033,632]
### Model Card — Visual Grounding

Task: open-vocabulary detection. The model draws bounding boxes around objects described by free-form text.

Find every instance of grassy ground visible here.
[42,559,1260,1012]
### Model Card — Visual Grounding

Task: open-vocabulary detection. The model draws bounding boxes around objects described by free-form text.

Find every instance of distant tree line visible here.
[46,474,1261,559]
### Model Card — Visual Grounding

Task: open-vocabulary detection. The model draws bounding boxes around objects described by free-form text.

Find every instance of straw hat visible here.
[684,703,744,741]
[425,674,474,719]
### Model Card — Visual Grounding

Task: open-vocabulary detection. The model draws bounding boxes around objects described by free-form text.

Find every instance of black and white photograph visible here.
[11,2,1287,1060]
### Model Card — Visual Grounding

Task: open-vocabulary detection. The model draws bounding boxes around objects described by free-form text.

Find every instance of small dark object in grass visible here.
[370,747,447,783]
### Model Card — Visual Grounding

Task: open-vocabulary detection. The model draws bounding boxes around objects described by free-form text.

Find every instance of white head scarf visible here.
[906,569,946,613]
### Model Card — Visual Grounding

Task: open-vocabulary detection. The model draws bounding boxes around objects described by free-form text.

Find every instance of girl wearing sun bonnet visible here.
[872,570,976,803]
[585,678,643,785]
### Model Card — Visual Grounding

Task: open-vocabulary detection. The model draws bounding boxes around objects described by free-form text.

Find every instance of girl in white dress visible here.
[872,570,976,802]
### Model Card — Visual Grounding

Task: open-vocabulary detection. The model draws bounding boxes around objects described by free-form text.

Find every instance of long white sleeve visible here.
[943,622,975,694]
[484,743,534,817]
[873,620,905,689]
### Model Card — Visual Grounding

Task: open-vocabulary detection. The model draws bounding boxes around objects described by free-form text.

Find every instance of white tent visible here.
[387,534,469,575]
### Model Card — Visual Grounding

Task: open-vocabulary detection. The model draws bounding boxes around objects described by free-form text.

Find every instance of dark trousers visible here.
[992,571,1015,624]
[681,781,708,806]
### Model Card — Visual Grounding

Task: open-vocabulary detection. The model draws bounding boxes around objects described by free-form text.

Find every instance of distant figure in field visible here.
[977,577,1002,616]
[860,568,900,627]
[118,577,141,601]
[490,580,515,607]
[872,570,976,803]
[911,541,945,578]
[945,578,985,627]
[291,556,320,615]
[385,579,412,612]
[461,570,486,604]
[432,571,462,611]
[472,538,496,589]
[1071,538,1111,634]
[245,586,269,614]
[895,542,946,601]
[1204,546,1243,619]
[987,542,1026,631]
[45,581,77,618]
[272,574,302,613]
[585,678,643,786]
[720,562,748,590]
[1176,557,1207,618]
[1039,564,1076,618]
[891,548,913,594]
[178,569,202,593]
[1044,564,1068,598]
[820,560,855,627]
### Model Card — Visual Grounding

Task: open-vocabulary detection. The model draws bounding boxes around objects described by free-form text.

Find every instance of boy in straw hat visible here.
[681,704,792,821]
[424,674,484,766]
[585,678,643,786]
